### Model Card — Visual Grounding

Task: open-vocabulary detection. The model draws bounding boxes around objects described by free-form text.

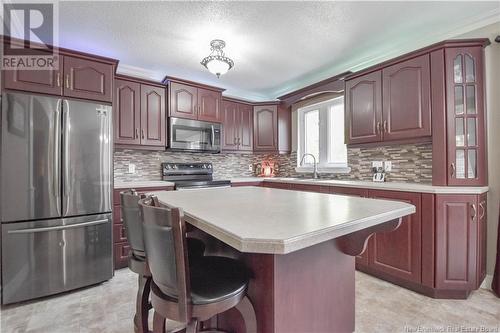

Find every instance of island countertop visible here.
[154,187,415,254]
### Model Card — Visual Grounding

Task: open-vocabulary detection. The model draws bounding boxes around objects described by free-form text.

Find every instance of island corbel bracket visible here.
[335,218,402,256]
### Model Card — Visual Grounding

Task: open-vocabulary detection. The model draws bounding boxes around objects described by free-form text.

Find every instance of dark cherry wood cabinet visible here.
[221,100,253,152]
[477,193,487,288]
[63,55,113,103]
[140,84,166,146]
[114,76,166,149]
[345,71,383,144]
[113,185,174,269]
[198,88,221,122]
[167,80,222,122]
[382,54,431,141]
[367,190,422,284]
[222,101,239,151]
[254,105,278,151]
[3,67,63,95]
[445,47,487,186]
[277,104,292,153]
[435,194,478,291]
[114,79,141,145]
[169,82,198,120]
[3,52,116,103]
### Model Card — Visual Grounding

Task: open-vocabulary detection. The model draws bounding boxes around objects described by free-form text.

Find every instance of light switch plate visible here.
[248,164,253,172]
[384,161,392,172]
[128,163,136,174]
[372,161,383,168]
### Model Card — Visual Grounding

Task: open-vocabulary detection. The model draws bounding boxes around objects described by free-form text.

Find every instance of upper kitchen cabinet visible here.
[113,75,166,149]
[382,54,431,141]
[221,99,253,152]
[345,55,432,145]
[345,71,383,144]
[198,88,221,122]
[164,77,224,122]
[445,47,487,186]
[254,104,278,152]
[169,82,198,120]
[2,38,117,103]
[63,55,114,103]
[3,65,63,96]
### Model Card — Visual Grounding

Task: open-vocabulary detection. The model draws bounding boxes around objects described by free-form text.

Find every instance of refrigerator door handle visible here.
[7,219,109,234]
[63,100,71,216]
[54,99,62,215]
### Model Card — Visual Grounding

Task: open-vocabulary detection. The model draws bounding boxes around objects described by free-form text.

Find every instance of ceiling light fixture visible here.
[200,39,234,78]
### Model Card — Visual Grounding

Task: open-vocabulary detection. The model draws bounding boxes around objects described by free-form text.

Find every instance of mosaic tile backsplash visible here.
[114,143,432,184]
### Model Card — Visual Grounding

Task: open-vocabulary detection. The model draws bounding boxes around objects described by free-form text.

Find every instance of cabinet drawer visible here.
[290,183,329,193]
[114,242,130,269]
[113,208,122,225]
[113,223,128,243]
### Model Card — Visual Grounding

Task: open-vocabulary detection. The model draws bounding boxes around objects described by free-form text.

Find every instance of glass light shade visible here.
[206,59,230,77]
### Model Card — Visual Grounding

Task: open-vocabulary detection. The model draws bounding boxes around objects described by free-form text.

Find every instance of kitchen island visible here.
[154,187,415,333]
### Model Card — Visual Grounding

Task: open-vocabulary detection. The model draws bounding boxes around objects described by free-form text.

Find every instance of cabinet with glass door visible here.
[446,46,487,186]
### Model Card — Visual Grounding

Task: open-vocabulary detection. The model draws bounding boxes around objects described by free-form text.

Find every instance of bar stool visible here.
[120,190,206,333]
[138,196,256,333]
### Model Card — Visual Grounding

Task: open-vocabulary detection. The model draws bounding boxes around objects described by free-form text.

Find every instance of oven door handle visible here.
[176,185,231,191]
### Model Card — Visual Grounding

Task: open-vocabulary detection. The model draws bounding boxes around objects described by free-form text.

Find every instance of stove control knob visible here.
[173,165,178,169]
[207,164,212,169]
[165,165,171,170]
[202,164,206,169]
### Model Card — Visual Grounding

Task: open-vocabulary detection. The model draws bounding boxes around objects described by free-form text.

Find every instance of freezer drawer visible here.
[1,214,113,304]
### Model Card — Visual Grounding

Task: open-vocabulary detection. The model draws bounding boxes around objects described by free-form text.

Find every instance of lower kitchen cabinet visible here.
[366,190,422,284]
[434,194,486,296]
[112,185,174,269]
[260,180,487,299]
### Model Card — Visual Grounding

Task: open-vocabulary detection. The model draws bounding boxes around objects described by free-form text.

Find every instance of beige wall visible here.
[457,22,500,276]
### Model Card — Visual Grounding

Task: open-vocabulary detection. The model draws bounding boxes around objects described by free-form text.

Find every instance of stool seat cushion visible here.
[190,256,249,305]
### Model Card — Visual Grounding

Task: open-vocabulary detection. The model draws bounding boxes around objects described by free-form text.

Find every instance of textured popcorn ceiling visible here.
[58,1,499,101]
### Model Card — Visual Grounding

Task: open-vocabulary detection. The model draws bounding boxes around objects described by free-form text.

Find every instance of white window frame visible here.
[296,96,350,174]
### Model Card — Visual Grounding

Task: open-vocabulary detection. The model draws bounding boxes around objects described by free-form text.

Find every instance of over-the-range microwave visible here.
[168,117,221,153]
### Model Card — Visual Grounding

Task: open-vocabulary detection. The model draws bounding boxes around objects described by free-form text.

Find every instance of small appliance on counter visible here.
[372,167,386,182]
[162,162,231,190]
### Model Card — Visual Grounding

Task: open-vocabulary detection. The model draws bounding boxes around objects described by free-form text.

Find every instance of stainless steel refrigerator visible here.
[1,91,113,304]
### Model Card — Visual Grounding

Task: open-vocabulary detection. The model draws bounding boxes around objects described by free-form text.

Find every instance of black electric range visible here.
[161,162,231,190]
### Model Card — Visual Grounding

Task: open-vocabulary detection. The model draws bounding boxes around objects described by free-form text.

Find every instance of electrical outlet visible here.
[372,161,383,168]
[384,161,392,172]
[248,164,253,172]
[128,163,136,174]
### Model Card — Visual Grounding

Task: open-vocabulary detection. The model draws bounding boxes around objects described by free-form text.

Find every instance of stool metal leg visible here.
[153,311,166,333]
[234,296,257,333]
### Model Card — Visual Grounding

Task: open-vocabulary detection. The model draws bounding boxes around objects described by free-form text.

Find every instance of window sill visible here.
[295,166,351,174]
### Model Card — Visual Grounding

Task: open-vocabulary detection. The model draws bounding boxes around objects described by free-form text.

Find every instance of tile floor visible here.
[1,269,499,333]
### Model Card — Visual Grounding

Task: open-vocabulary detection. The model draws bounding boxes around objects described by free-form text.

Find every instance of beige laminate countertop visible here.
[228,177,489,194]
[154,187,415,255]
[114,180,175,189]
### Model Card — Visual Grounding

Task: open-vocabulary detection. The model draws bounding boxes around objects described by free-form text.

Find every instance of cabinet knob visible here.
[65,74,71,89]
[383,120,388,133]
[142,129,145,140]
[479,201,486,220]
[56,73,61,87]
[135,128,139,139]
[376,122,381,134]
[450,163,456,177]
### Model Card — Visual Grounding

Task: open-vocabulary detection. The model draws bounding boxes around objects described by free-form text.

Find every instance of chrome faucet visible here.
[300,153,319,179]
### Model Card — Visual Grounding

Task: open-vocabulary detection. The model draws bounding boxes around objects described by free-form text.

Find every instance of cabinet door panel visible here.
[114,79,141,145]
[221,101,239,151]
[140,85,166,146]
[169,82,198,120]
[4,66,63,96]
[239,104,253,151]
[368,190,422,283]
[253,105,278,151]
[345,71,382,144]
[63,56,113,102]
[382,54,431,140]
[446,47,486,186]
[198,88,221,122]
[435,195,477,290]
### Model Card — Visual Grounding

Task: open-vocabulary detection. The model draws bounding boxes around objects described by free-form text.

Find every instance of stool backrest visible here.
[120,189,146,258]
[139,196,191,322]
